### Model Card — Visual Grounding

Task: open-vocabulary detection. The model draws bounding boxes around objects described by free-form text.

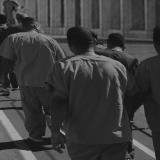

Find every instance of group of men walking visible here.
[0,1,160,160]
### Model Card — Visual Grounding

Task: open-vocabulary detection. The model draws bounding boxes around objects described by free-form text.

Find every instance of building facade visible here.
[0,0,159,40]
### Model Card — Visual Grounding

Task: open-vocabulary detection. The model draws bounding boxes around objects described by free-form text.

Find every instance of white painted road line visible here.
[133,139,156,159]
[0,110,37,160]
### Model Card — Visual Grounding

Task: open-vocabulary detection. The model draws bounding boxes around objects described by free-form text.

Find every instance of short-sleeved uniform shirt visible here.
[47,54,131,144]
[135,55,160,131]
[0,30,66,87]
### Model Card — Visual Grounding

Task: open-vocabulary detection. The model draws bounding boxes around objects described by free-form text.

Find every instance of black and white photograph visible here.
[0,0,159,160]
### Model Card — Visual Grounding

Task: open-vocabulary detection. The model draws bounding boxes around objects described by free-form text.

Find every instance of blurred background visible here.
[0,0,159,41]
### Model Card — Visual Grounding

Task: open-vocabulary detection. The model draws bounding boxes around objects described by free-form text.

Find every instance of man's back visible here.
[51,54,131,144]
[0,30,65,87]
[136,55,160,131]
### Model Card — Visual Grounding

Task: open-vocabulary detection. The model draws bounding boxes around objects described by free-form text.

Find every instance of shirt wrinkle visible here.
[0,31,65,87]
[47,55,131,144]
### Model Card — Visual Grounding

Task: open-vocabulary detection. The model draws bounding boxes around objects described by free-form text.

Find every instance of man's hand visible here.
[51,131,66,153]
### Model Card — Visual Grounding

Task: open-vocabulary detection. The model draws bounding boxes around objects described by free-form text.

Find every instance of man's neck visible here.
[83,48,96,56]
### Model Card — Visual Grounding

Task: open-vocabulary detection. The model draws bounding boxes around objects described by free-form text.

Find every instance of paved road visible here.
[0,43,157,160]
[0,90,156,160]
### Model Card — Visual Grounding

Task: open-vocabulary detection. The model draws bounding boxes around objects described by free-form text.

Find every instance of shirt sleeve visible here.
[54,40,66,60]
[135,61,150,93]
[0,36,16,60]
[46,62,67,99]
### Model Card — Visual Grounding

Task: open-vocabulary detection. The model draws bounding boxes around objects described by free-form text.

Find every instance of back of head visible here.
[21,17,35,28]
[21,17,42,32]
[0,14,7,25]
[107,33,125,50]
[67,26,94,54]
[16,12,28,24]
[3,0,19,11]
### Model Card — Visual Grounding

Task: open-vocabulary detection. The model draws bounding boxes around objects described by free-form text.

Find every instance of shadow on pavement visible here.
[0,137,53,152]
[0,106,22,110]
[132,124,152,137]
[0,99,21,102]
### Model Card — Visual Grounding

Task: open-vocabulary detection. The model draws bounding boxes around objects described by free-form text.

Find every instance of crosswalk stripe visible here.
[0,110,37,160]
[133,139,155,159]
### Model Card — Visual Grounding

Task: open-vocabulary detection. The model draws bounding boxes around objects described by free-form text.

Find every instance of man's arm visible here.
[49,92,67,153]
[0,36,16,60]
[0,57,14,79]
[0,36,15,79]
[50,94,68,132]
[54,40,67,60]
[46,63,68,152]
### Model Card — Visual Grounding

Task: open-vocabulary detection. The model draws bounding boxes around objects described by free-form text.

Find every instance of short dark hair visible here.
[5,0,19,10]
[21,17,43,33]
[21,17,36,27]
[67,27,94,50]
[0,14,7,25]
[153,26,160,44]
[16,13,28,23]
[107,33,125,50]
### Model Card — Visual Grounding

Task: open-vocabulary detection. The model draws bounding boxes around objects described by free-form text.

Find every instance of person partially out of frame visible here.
[0,17,66,144]
[135,26,160,160]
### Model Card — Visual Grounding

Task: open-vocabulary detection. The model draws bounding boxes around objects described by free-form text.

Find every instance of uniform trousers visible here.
[20,86,51,139]
[67,142,129,160]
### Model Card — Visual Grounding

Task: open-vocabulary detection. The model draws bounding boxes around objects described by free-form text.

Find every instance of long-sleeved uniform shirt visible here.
[47,54,131,144]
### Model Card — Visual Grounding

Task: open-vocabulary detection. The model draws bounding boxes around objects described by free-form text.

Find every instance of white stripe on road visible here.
[0,110,37,160]
[133,139,156,159]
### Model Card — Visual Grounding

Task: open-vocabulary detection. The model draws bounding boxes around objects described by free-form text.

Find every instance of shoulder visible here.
[98,54,126,67]
[37,34,59,45]
[38,33,53,41]
[6,25,22,35]
[56,56,77,66]
[136,56,159,75]
[0,26,7,32]
[7,32,23,40]
[140,56,159,67]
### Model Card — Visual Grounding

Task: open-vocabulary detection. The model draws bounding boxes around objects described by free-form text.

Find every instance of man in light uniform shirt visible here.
[47,27,131,160]
[0,17,66,143]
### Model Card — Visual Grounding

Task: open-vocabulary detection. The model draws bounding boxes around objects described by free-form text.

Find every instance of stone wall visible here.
[0,0,157,40]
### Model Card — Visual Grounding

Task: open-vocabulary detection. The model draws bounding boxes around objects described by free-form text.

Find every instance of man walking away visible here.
[135,26,160,160]
[0,17,66,144]
[46,26,131,160]
[106,33,140,160]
